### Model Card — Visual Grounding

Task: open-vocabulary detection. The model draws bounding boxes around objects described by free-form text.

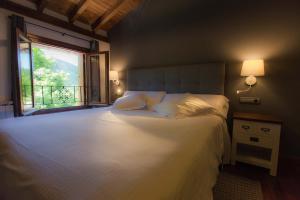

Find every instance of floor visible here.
[224,158,300,200]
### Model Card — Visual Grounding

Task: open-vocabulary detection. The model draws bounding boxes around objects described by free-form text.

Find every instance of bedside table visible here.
[231,112,282,176]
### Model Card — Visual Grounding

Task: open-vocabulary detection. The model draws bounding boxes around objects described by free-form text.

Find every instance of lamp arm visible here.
[113,80,120,86]
[237,85,252,94]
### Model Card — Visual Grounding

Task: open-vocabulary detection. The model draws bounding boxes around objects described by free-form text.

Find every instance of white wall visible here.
[0,8,110,104]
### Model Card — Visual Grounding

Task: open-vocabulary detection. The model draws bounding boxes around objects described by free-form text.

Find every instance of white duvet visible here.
[0,107,230,200]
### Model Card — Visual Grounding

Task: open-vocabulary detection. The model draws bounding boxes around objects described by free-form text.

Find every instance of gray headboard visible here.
[127,63,225,94]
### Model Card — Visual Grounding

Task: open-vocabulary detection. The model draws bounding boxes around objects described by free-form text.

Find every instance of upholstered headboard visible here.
[127,63,225,94]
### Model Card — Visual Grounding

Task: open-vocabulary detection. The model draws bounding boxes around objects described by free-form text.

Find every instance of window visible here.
[11,25,109,116]
[11,15,109,116]
[22,43,84,109]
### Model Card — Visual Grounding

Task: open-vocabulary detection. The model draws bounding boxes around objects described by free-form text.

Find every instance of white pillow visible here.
[153,93,189,117]
[124,91,166,110]
[192,94,229,118]
[177,95,223,118]
[154,94,224,118]
[113,94,146,110]
[160,93,190,103]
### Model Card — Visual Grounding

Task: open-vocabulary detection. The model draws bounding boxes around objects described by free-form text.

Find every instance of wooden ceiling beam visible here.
[92,0,126,31]
[0,0,109,42]
[68,0,91,23]
[37,0,48,13]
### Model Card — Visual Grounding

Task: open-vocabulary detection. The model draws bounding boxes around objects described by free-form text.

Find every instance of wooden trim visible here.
[100,51,110,104]
[11,27,21,116]
[83,54,87,105]
[68,0,91,23]
[89,54,101,102]
[92,0,125,30]
[85,54,90,104]
[36,0,48,13]
[0,0,109,42]
[233,112,282,124]
[27,33,90,53]
[29,42,35,107]
[31,105,89,115]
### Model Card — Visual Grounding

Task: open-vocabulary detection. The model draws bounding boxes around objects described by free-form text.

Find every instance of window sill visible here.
[30,105,90,116]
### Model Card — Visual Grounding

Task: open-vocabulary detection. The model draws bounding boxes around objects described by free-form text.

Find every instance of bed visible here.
[0,63,230,200]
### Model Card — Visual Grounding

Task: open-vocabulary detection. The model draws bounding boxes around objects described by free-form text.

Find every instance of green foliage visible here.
[32,47,54,70]
[22,47,80,109]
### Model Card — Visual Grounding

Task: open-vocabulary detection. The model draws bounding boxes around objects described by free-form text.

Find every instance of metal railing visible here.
[22,85,86,108]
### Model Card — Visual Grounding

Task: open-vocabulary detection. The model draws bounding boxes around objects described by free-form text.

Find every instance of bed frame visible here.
[127,63,225,94]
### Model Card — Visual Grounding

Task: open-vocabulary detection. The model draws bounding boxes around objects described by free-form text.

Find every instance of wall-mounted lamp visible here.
[109,70,120,86]
[116,88,123,95]
[237,59,265,94]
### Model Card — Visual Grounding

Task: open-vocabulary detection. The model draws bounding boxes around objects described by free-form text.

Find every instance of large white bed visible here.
[0,106,230,200]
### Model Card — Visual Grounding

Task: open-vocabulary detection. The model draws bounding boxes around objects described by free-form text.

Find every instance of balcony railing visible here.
[22,85,86,108]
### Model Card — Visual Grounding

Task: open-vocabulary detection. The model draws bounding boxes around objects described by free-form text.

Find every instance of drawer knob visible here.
[261,127,271,132]
[250,137,259,142]
[242,125,250,130]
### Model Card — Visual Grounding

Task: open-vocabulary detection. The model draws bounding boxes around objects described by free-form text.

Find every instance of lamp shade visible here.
[241,59,265,76]
[109,70,119,80]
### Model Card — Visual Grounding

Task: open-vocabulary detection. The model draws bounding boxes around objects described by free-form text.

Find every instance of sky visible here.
[32,43,81,66]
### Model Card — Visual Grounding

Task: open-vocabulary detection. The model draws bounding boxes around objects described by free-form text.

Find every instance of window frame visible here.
[11,28,34,116]
[23,34,108,115]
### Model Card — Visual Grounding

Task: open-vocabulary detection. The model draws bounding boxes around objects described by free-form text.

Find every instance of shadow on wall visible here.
[109,0,300,70]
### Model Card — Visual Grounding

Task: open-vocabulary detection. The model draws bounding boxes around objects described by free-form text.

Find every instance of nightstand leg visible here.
[270,145,279,176]
[270,132,280,176]
[231,140,237,165]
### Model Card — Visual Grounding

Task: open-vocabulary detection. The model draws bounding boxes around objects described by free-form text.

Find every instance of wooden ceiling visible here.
[26,0,141,31]
[0,0,141,41]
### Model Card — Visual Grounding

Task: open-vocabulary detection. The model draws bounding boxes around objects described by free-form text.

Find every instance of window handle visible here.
[261,128,271,132]
[242,125,250,130]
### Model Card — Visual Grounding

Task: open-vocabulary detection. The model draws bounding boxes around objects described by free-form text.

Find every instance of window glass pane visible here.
[32,43,84,109]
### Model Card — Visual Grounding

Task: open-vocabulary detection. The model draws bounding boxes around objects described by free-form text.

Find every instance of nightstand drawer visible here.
[256,122,280,137]
[237,134,273,148]
[234,120,256,136]
[233,120,274,148]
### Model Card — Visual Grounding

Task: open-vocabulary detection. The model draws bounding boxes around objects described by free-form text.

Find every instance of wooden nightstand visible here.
[231,112,282,176]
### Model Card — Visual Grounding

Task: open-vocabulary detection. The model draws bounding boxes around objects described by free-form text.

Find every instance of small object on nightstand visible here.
[231,112,282,176]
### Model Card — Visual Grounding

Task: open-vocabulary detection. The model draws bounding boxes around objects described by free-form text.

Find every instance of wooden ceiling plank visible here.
[0,0,109,42]
[69,0,92,23]
[92,0,127,30]
[37,0,48,13]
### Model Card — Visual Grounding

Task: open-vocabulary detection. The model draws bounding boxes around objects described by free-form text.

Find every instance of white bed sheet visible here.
[0,107,230,200]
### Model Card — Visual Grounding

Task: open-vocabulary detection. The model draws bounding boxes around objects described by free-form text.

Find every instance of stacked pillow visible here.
[151,93,189,117]
[113,93,146,110]
[124,91,166,110]
[113,91,229,119]
[113,91,166,111]
[153,93,228,118]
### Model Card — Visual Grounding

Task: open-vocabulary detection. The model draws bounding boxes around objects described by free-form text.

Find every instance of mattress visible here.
[0,107,230,200]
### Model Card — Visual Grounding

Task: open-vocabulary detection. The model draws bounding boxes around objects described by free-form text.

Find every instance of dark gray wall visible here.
[109,0,300,156]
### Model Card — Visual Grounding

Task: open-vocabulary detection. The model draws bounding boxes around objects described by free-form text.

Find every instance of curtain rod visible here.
[25,21,91,42]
